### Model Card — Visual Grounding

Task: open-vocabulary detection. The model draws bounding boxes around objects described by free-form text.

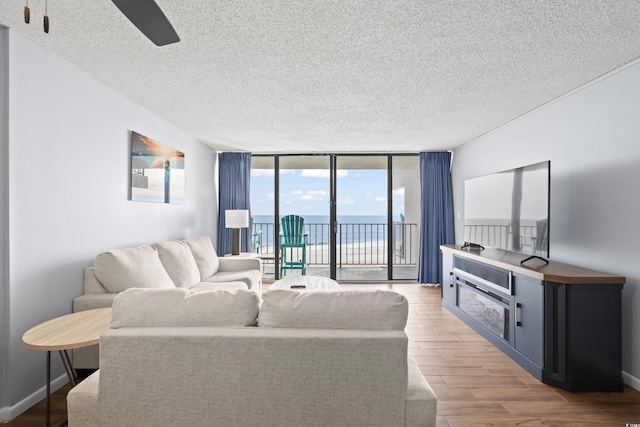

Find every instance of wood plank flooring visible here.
[382,284,640,427]
[6,284,640,426]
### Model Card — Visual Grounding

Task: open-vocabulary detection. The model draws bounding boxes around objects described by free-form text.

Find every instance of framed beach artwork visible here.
[130,131,185,204]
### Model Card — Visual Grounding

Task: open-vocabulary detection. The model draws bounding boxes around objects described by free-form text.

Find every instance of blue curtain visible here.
[418,152,455,285]
[218,152,252,255]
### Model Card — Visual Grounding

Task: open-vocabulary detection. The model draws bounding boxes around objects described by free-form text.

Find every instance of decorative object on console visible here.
[226,210,249,255]
[130,131,184,204]
[461,241,484,250]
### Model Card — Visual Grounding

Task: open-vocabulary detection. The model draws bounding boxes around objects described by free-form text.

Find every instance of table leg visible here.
[46,351,51,427]
[44,350,75,427]
[59,349,77,386]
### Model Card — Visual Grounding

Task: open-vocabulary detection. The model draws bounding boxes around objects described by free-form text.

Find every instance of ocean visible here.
[251,215,396,246]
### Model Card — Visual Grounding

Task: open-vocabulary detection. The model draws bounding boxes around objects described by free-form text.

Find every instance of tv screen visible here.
[464,161,550,258]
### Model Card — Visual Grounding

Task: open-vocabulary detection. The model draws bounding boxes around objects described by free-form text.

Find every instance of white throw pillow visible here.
[93,245,175,293]
[110,288,259,328]
[185,236,219,279]
[259,290,408,330]
[153,240,201,288]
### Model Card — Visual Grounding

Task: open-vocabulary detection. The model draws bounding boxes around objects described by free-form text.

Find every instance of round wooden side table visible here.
[22,307,111,427]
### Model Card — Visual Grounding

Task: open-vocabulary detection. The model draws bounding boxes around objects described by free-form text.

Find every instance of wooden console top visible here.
[441,245,625,285]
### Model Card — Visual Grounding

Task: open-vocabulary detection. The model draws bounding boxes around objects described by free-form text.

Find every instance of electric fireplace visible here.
[457,278,510,341]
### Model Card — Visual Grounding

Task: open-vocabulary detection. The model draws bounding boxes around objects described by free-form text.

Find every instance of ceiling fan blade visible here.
[112,0,180,46]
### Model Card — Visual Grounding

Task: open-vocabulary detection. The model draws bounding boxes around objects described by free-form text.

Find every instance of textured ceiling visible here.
[2,1,640,153]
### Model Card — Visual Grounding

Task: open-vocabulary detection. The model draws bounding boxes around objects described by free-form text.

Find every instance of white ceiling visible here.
[2,1,640,153]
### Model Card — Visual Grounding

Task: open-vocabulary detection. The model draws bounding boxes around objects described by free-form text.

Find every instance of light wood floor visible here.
[7,284,640,426]
[385,284,640,427]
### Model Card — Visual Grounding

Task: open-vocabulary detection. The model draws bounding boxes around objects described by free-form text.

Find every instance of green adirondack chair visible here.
[279,215,308,276]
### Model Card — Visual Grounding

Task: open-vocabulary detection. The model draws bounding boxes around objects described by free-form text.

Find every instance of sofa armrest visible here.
[405,356,438,427]
[73,293,118,312]
[67,370,100,427]
[218,257,262,273]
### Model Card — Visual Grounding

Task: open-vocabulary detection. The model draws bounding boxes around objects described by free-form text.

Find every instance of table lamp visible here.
[225,209,249,255]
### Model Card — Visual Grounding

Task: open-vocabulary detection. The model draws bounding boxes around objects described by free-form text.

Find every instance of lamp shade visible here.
[225,210,249,229]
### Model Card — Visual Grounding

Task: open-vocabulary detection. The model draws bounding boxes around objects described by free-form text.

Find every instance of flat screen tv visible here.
[464,161,550,258]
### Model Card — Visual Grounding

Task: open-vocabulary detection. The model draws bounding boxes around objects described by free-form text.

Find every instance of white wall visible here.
[451,59,640,388]
[0,26,9,420]
[2,30,218,419]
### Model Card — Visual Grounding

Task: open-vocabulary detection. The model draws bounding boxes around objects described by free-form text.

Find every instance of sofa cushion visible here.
[185,236,219,279]
[111,288,259,328]
[93,246,175,293]
[203,269,262,289]
[259,290,408,330]
[190,281,248,292]
[153,240,201,288]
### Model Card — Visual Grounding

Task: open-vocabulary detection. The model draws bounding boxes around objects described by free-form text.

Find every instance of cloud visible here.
[300,169,348,178]
[393,187,405,195]
[298,190,328,201]
[338,198,355,205]
[267,193,274,200]
[375,197,387,202]
[301,169,329,178]
[251,169,274,177]
[291,190,303,195]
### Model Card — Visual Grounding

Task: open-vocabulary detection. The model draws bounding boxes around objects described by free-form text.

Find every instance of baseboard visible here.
[1,374,68,422]
[0,405,10,423]
[623,370,640,392]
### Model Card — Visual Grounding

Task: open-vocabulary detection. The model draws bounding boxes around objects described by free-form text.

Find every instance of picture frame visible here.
[130,131,185,204]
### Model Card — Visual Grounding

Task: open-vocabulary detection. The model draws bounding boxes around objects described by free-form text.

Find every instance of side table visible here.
[22,307,112,427]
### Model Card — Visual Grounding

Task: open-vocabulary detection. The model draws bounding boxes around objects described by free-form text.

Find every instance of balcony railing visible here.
[252,222,418,266]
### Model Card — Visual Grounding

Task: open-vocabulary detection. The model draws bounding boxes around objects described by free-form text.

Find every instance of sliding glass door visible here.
[335,156,389,281]
[278,156,331,278]
[250,157,276,277]
[391,155,420,279]
[250,154,419,281]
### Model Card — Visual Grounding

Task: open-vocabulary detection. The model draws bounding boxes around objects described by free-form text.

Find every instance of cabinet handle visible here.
[509,271,514,295]
[449,272,454,287]
[515,302,522,327]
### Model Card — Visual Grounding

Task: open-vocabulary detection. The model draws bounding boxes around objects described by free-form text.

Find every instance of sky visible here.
[250,168,405,217]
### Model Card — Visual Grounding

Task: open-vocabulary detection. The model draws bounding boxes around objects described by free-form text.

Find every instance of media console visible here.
[440,244,625,392]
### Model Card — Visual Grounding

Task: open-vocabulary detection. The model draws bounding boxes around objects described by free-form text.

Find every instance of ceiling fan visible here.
[111,0,180,46]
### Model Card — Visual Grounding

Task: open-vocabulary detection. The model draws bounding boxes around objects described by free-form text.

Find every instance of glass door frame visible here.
[252,153,418,281]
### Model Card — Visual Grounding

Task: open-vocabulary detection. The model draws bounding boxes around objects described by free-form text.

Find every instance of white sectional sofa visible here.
[72,236,262,369]
[67,287,438,427]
